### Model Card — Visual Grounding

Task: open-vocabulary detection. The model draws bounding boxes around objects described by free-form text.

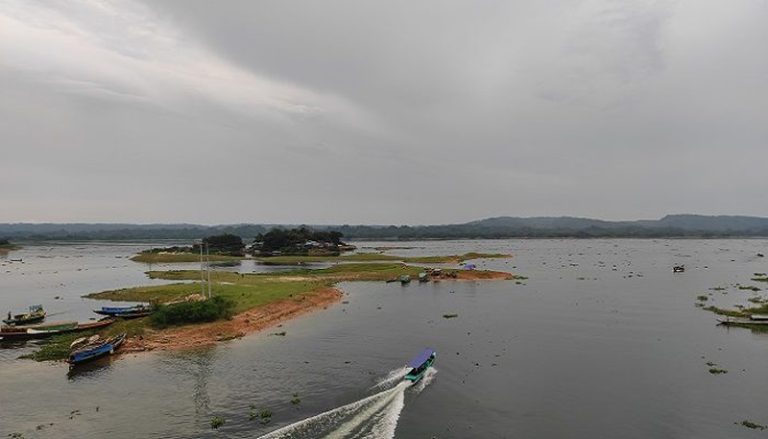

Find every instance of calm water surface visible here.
[2,239,768,438]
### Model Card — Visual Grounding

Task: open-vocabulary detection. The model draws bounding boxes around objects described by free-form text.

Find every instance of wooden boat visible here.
[68,333,126,366]
[672,265,685,273]
[399,275,411,284]
[93,304,151,318]
[717,315,768,326]
[418,272,429,283]
[3,305,45,325]
[0,318,114,341]
[404,348,436,384]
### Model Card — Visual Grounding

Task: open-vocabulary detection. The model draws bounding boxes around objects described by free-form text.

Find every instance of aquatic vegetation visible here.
[737,285,761,292]
[739,420,766,430]
[708,368,728,374]
[696,295,708,302]
[291,393,301,405]
[271,331,287,336]
[259,409,273,424]
[210,416,225,429]
[442,314,459,319]
[709,286,726,291]
[751,276,768,282]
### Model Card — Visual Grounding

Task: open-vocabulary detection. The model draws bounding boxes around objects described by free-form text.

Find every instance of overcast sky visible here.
[1,0,767,225]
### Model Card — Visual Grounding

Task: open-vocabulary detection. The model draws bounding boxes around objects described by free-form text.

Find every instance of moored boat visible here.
[418,272,429,283]
[399,275,411,284]
[0,318,114,341]
[68,333,126,366]
[404,348,436,384]
[3,305,46,325]
[94,304,151,318]
[717,315,768,326]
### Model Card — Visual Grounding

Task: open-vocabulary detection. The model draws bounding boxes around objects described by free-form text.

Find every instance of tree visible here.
[198,234,244,255]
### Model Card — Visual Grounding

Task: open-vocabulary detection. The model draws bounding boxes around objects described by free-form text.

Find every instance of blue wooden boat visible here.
[67,333,126,365]
[404,348,436,383]
[93,304,150,318]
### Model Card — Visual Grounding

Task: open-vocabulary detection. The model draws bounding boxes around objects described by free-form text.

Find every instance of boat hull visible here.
[68,333,126,365]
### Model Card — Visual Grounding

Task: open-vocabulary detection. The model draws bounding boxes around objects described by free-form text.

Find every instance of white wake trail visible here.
[256,368,436,439]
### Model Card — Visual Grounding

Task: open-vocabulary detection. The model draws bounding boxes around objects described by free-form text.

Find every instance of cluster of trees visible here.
[0,238,10,246]
[193,234,245,256]
[254,227,345,254]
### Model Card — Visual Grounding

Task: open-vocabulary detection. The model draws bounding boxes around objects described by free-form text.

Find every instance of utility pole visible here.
[199,240,205,297]
[206,243,212,298]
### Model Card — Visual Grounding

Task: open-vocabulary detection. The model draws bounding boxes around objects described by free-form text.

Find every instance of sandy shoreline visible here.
[114,270,513,356]
[120,287,344,354]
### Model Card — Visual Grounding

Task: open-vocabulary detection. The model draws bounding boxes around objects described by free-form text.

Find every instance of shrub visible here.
[150,296,235,328]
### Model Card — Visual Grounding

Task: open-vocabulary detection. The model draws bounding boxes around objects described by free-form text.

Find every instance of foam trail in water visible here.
[372,367,410,390]
[257,372,431,439]
[410,367,437,394]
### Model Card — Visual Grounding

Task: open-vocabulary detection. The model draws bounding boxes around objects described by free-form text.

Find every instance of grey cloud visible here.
[1,0,767,224]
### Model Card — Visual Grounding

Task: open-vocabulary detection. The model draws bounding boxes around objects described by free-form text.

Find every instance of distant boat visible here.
[68,333,126,366]
[3,305,45,325]
[404,348,436,384]
[399,275,411,284]
[0,318,114,341]
[673,265,685,273]
[94,304,151,318]
[717,314,768,326]
[418,272,429,283]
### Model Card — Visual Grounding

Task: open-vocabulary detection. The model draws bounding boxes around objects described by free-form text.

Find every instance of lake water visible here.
[2,239,768,438]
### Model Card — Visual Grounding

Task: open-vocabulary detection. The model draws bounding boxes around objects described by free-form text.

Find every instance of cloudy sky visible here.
[1,0,766,225]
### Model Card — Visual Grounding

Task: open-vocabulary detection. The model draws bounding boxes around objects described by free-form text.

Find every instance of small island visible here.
[0,238,21,252]
[22,228,518,361]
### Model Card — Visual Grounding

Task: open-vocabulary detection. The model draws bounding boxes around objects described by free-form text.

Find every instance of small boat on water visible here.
[400,275,411,284]
[3,305,46,325]
[0,318,114,341]
[673,265,685,273]
[94,304,151,318]
[718,314,768,326]
[404,348,436,384]
[68,333,126,366]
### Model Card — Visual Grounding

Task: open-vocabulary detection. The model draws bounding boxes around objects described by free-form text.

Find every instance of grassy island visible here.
[23,261,518,361]
[131,250,510,265]
[0,239,21,252]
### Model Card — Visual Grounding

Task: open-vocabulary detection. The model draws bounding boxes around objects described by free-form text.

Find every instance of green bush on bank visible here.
[150,296,235,328]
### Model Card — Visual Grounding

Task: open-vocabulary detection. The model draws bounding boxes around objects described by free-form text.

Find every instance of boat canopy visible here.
[408,348,435,368]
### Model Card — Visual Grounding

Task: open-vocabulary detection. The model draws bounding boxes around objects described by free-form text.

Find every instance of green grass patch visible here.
[709,367,728,374]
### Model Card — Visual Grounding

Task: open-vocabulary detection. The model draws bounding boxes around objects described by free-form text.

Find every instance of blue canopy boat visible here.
[67,333,126,366]
[404,348,436,383]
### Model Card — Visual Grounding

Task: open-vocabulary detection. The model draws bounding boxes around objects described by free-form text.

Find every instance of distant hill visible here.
[2,214,768,241]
